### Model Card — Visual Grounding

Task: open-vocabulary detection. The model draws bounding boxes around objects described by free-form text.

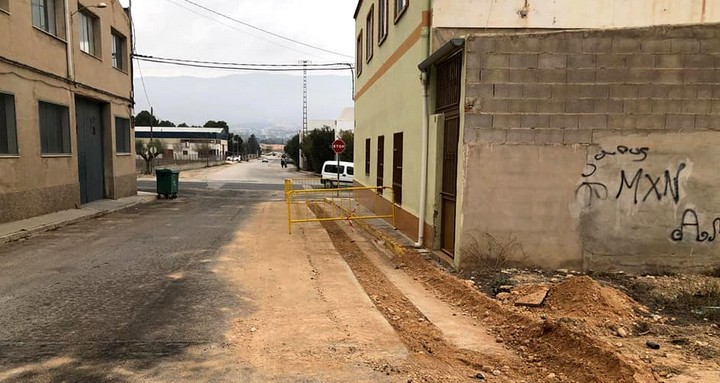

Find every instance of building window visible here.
[79,11,99,56]
[0,93,17,155]
[0,0,10,13]
[377,135,384,193]
[378,0,388,44]
[366,6,374,62]
[393,132,403,205]
[356,31,363,77]
[39,101,71,154]
[32,0,61,36]
[112,30,127,70]
[115,117,131,153]
[365,138,371,175]
[394,0,409,22]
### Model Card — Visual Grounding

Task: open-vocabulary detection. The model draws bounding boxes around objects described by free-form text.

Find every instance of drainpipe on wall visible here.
[415,71,430,248]
[64,0,74,81]
[414,1,432,249]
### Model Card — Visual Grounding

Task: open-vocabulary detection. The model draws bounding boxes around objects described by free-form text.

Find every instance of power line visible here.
[133,53,356,98]
[130,15,152,109]
[180,0,353,59]
[162,0,328,60]
[133,54,352,68]
[134,56,351,72]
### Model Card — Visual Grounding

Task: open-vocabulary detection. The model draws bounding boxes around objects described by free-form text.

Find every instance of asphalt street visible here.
[0,160,292,382]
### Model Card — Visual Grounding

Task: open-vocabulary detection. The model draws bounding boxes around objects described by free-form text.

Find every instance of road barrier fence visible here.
[285,178,396,234]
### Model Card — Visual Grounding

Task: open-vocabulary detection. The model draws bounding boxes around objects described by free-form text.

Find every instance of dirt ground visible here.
[214,199,719,382]
[455,263,720,383]
[315,201,720,382]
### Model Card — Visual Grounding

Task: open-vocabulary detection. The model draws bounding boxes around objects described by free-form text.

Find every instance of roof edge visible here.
[353,0,364,19]
[418,38,465,72]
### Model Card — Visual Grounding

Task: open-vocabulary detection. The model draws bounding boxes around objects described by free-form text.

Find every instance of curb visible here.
[0,195,156,247]
[353,218,406,257]
[327,200,406,257]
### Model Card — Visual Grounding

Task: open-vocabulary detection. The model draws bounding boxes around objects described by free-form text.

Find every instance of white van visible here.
[321,161,354,187]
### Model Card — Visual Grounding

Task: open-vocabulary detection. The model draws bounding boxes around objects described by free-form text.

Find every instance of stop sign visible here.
[331,139,346,154]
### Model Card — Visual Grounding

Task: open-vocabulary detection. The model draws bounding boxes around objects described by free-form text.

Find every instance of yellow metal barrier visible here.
[285,178,396,234]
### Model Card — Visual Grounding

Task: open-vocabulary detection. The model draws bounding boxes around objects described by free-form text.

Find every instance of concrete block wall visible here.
[459,24,720,273]
[464,24,720,144]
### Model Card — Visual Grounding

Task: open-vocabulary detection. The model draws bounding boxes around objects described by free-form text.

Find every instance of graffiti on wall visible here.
[576,145,686,207]
[575,144,712,244]
[670,209,720,243]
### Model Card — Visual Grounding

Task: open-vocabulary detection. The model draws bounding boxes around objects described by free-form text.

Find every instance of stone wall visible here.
[0,184,79,224]
[461,24,720,272]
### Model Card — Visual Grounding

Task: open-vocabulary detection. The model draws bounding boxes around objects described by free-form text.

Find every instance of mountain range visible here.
[132,73,354,136]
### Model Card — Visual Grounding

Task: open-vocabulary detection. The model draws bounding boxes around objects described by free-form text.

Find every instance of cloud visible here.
[120,0,357,78]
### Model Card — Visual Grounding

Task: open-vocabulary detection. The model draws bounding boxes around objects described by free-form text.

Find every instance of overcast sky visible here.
[118,0,357,78]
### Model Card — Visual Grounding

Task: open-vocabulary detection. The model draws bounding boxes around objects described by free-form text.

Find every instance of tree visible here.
[135,138,164,174]
[284,134,300,168]
[301,125,334,172]
[135,110,159,126]
[178,122,189,127]
[227,133,244,156]
[195,142,212,157]
[135,110,175,127]
[339,130,354,162]
[204,120,229,133]
[247,134,260,156]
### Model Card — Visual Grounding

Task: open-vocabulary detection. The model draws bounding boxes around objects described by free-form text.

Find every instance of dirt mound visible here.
[544,276,642,322]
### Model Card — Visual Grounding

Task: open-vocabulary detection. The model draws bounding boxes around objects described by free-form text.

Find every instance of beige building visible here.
[135,127,228,159]
[354,0,720,273]
[261,144,285,154]
[0,0,135,224]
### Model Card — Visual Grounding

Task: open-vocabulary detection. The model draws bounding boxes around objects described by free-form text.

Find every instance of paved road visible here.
[0,162,290,382]
[138,158,311,193]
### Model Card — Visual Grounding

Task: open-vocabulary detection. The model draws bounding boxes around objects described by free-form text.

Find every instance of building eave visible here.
[353,0,364,19]
[418,38,465,72]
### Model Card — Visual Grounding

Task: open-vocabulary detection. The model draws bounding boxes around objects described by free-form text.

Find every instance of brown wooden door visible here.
[436,52,463,257]
[376,135,384,193]
[440,116,459,254]
[392,132,403,205]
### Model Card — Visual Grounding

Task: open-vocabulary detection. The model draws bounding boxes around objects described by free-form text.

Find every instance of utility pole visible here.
[299,60,310,170]
[149,106,154,141]
[128,0,134,109]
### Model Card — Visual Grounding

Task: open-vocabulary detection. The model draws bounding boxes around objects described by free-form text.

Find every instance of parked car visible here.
[261,158,269,163]
[321,161,353,187]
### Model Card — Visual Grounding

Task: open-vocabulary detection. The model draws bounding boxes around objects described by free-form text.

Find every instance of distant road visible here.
[138,157,315,194]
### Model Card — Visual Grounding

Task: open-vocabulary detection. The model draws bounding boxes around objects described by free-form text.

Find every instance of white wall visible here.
[433,0,720,29]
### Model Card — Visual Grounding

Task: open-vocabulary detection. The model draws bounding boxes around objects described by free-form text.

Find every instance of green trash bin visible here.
[155,168,179,199]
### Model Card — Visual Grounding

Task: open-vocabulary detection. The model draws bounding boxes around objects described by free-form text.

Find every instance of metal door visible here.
[376,135,384,193]
[440,116,459,255]
[392,132,403,205]
[75,97,104,204]
[435,52,463,256]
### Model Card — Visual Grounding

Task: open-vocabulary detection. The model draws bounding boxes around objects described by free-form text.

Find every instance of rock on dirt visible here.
[646,341,661,350]
[616,327,628,338]
[514,285,550,307]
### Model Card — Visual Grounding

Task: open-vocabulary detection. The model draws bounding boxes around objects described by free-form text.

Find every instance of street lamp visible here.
[71,2,107,16]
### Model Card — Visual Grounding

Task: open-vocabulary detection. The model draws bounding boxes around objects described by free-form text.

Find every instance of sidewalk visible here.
[334,197,417,255]
[0,193,157,246]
